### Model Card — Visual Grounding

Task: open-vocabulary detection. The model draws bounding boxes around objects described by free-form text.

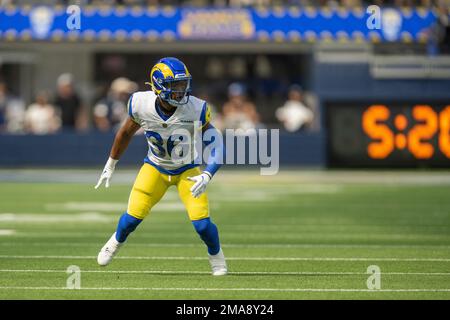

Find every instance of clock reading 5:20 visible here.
[362,105,450,160]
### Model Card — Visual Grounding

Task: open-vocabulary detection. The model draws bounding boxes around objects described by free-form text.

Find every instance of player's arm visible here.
[187,104,225,198]
[109,117,141,160]
[95,117,140,189]
[202,123,224,178]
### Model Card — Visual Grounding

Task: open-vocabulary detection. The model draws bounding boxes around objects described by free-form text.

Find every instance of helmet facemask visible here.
[156,76,192,107]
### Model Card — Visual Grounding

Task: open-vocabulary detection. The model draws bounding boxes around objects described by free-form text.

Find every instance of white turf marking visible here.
[0,286,449,293]
[1,242,449,249]
[0,255,449,262]
[45,202,126,211]
[7,231,450,241]
[45,201,184,212]
[0,269,449,276]
[0,230,15,236]
[0,213,116,223]
[214,185,342,202]
[1,242,450,250]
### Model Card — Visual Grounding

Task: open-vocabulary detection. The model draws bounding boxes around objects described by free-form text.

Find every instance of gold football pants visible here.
[127,163,209,221]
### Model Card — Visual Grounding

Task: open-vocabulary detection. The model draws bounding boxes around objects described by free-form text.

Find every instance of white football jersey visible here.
[128,91,210,175]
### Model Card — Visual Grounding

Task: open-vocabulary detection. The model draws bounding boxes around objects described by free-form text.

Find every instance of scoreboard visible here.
[326,102,450,167]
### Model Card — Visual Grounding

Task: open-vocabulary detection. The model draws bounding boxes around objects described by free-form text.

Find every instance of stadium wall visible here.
[314,62,450,101]
[0,132,326,168]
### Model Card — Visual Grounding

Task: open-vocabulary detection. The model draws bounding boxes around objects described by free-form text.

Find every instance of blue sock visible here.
[115,212,142,243]
[192,218,221,255]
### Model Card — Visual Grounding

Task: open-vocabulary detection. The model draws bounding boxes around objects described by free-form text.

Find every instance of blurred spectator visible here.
[0,82,8,132]
[222,82,261,130]
[93,77,137,132]
[3,0,450,7]
[340,0,361,8]
[0,81,26,134]
[54,73,85,131]
[197,89,224,131]
[24,91,61,135]
[276,84,313,132]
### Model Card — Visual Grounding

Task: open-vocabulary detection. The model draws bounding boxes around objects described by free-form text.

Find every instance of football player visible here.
[95,57,227,276]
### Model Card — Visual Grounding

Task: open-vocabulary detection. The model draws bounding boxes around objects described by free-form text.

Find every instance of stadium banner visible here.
[0,5,437,43]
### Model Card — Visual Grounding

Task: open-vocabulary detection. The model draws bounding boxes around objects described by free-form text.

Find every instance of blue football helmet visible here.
[149,57,192,107]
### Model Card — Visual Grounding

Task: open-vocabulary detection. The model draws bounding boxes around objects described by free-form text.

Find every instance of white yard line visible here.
[5,231,450,241]
[0,230,15,236]
[0,269,449,276]
[0,213,116,223]
[0,255,449,262]
[45,201,184,212]
[0,286,449,293]
[1,242,449,249]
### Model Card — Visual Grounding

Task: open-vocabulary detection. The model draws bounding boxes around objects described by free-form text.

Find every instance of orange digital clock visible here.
[362,105,450,160]
[326,102,450,167]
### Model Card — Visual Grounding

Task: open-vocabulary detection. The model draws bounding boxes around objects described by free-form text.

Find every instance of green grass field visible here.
[0,169,449,299]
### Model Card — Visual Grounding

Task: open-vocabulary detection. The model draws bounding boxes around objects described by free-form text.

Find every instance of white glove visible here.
[187,172,212,198]
[95,157,118,189]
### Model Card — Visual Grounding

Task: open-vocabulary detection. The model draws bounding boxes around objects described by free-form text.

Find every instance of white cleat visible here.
[208,248,227,276]
[97,232,122,266]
